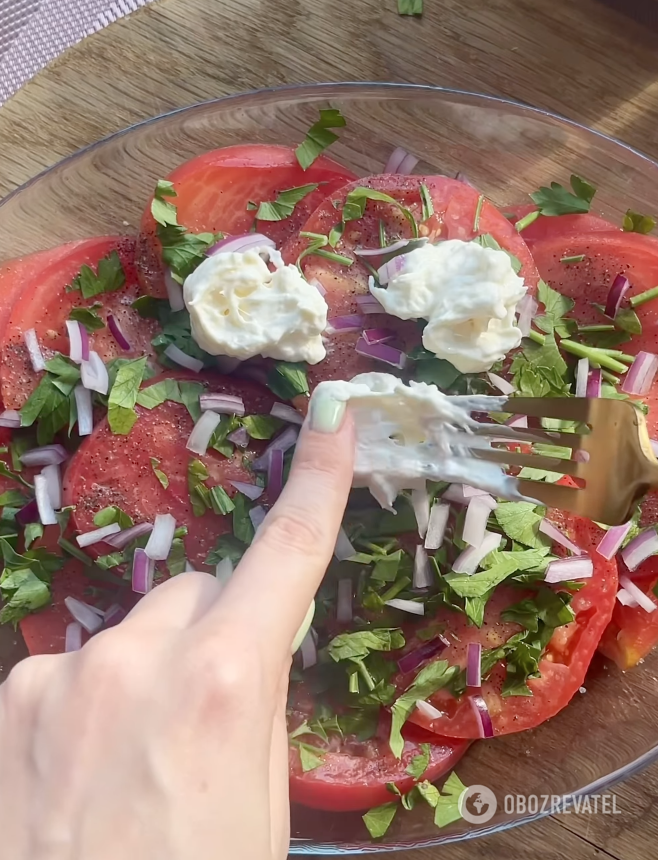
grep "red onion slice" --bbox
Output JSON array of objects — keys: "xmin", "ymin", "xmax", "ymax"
[
  {"xmin": 326, "ymin": 314, "xmax": 365, "ymax": 335},
  {"xmin": 455, "ymin": 171, "xmax": 476, "ymax": 188},
  {"xmin": 229, "ymin": 481, "xmax": 264, "ymax": 501},
  {"xmin": 207, "ymin": 233, "xmax": 276, "ymax": 256},
  {"xmin": 355, "ymin": 336, "xmax": 406, "ymax": 369},
  {"xmin": 355, "ymin": 294, "xmax": 385, "ymax": 315},
  {"xmin": 411, "ymin": 485, "xmax": 430, "ymax": 538},
  {"xmin": 20, "ymin": 444, "xmax": 68, "ymax": 467},
  {"xmin": 425, "ymin": 502, "xmax": 450, "ymax": 550},
  {"xmin": 355, "ymin": 238, "xmax": 411, "ymax": 257},
  {"xmin": 621, "ymin": 351, "xmax": 658, "ymax": 395},
  {"xmin": 251, "ymin": 426, "xmax": 299, "ymax": 471},
  {"xmin": 144, "ymin": 513, "xmax": 176, "ymax": 561},
  {"xmin": 604, "ymin": 273, "xmax": 631, "ymax": 319},
  {"xmin": 76, "ymin": 522, "xmax": 121, "ymax": 547},
  {"xmin": 74, "ymin": 385, "xmax": 93, "ymax": 436},
  {"xmin": 362, "ymin": 328, "xmax": 395, "ymax": 346},
  {"xmin": 249, "ymin": 505, "xmax": 267, "ymax": 531},
  {"xmin": 385, "ymin": 597, "xmax": 425, "ymax": 616},
  {"xmin": 516, "ymin": 295, "xmax": 537, "ymax": 338},
  {"xmin": 413, "ymin": 545, "xmax": 433, "ymax": 589},
  {"xmin": 575, "ymin": 357, "xmax": 589, "ymax": 397},
  {"xmin": 539, "ymin": 518, "xmax": 584, "ymax": 555},
  {"xmin": 23, "ymin": 328, "xmax": 46, "ymax": 371},
  {"xmin": 619, "ymin": 574, "xmax": 657, "ymax": 613},
  {"xmin": 334, "ymin": 526, "xmax": 356, "ymax": 561},
  {"xmin": 65, "ymin": 597, "xmax": 104, "ymax": 634},
  {"xmin": 505, "ymin": 414, "xmax": 528, "ymax": 429},
  {"xmin": 587, "ymin": 367, "xmax": 602, "ymax": 398},
  {"xmin": 103, "ymin": 604, "xmax": 126, "ymax": 628},
  {"xmin": 199, "ymin": 393, "xmax": 246, "ymax": 415},
  {"xmin": 384, "ymin": 146, "xmax": 418, "ymax": 174},
  {"xmin": 466, "ymin": 642, "xmax": 482, "ymax": 688},
  {"xmin": 132, "ymin": 548, "xmax": 155, "ymax": 595},
  {"xmin": 415, "ymin": 699, "xmax": 444, "ymax": 722},
  {"xmin": 164, "ymin": 343, "xmax": 204, "ymax": 373},
  {"xmin": 81, "ymin": 351, "xmax": 109, "ymax": 394},
  {"xmin": 487, "ymin": 372, "xmax": 516, "ymax": 395},
  {"xmin": 310, "ymin": 277, "xmax": 326, "ymax": 296},
  {"xmin": 616, "ymin": 588, "xmax": 638, "ymax": 607},
  {"xmin": 186, "ymin": 410, "xmax": 221, "ymax": 456},
  {"xmin": 377, "ymin": 254, "xmax": 408, "ymax": 286},
  {"xmin": 596, "ymin": 522, "xmax": 632, "ymax": 560},
  {"xmin": 397, "ymin": 636, "xmax": 449, "ymax": 675},
  {"xmin": 66, "ymin": 319, "xmax": 89, "ymax": 363},
  {"xmin": 463, "ymin": 496, "xmax": 496, "ymax": 548},
  {"xmin": 107, "ymin": 314, "xmax": 131, "ymax": 351},
  {"xmin": 452, "ymin": 531, "xmax": 502, "ymax": 575},
  {"xmin": 336, "ymin": 579, "xmax": 353, "ymax": 623},
  {"xmin": 34, "ymin": 473, "xmax": 57, "ymax": 525},
  {"xmin": 215, "ymin": 356, "xmax": 242, "ymax": 374},
  {"xmin": 270, "ymin": 402, "xmax": 304, "ymax": 425},
  {"xmin": 469, "ymin": 694, "xmax": 495, "ymax": 738},
  {"xmin": 651, "ymin": 439, "xmax": 658, "ymax": 458},
  {"xmin": 164, "ymin": 269, "xmax": 185, "ymax": 311},
  {"xmin": 16, "ymin": 499, "xmax": 39, "ymax": 526},
  {"xmin": 65, "ymin": 621, "xmax": 83, "ymax": 652},
  {"xmin": 300, "ymin": 629, "xmax": 318, "ymax": 669},
  {"xmin": 620, "ymin": 529, "xmax": 658, "ymax": 572},
  {"xmin": 267, "ymin": 448, "xmax": 284, "ymax": 502},
  {"xmin": 0, "ymin": 409, "xmax": 21, "ymax": 428},
  {"xmin": 544, "ymin": 556, "xmax": 593, "ymax": 583},
  {"xmin": 227, "ymin": 426, "xmax": 249, "ymax": 447},
  {"xmin": 41, "ymin": 463, "xmax": 62, "ymax": 509},
  {"xmin": 105, "ymin": 521, "xmax": 153, "ymax": 550}
]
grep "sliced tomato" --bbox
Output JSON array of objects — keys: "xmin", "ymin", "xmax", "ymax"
[
  {"xmin": 505, "ymin": 203, "xmax": 616, "ymax": 244},
  {"xmin": 282, "ymin": 174, "xmax": 540, "ymax": 387},
  {"xmin": 135, "ymin": 144, "xmax": 357, "ymax": 297},
  {"xmin": 598, "ymin": 572, "xmax": 658, "ymax": 669},
  {"xmin": 288, "ymin": 721, "xmax": 468, "ymax": 812},
  {"xmin": 403, "ymin": 515, "xmax": 617, "ymax": 738},
  {"xmin": 62, "ymin": 372, "xmax": 274, "ymax": 570},
  {"xmin": 0, "ymin": 237, "xmax": 158, "ymax": 411}
]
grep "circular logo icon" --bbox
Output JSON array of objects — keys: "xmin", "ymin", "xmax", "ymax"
[{"xmin": 459, "ymin": 785, "xmax": 498, "ymax": 824}]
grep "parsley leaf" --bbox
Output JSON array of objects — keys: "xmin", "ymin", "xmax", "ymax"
[
  {"xmin": 205, "ymin": 534, "xmax": 248, "ymax": 566},
  {"xmin": 151, "ymin": 179, "xmax": 178, "ymax": 226},
  {"xmin": 93, "ymin": 506, "xmax": 134, "ymax": 529},
  {"xmin": 150, "ymin": 181, "xmax": 216, "ymax": 282},
  {"xmin": 534, "ymin": 279, "xmax": 576, "ymax": 337},
  {"xmin": 68, "ymin": 304, "xmax": 105, "ymax": 332},
  {"xmin": 166, "ymin": 536, "xmax": 187, "ymax": 576},
  {"xmin": 328, "ymin": 628, "xmax": 405, "ymax": 662},
  {"xmin": 389, "ymin": 660, "xmax": 458, "ymax": 758},
  {"xmin": 444, "ymin": 558, "xmax": 519, "ymax": 598},
  {"xmin": 494, "ymin": 502, "xmax": 546, "ymax": 549},
  {"xmin": 362, "ymin": 803, "xmax": 398, "ymax": 839},
  {"xmin": 209, "ymin": 485, "xmax": 235, "ymax": 516},
  {"xmin": 409, "ymin": 349, "xmax": 462, "ymax": 390},
  {"xmin": 0, "ymin": 569, "xmax": 51, "ymax": 625},
  {"xmin": 510, "ymin": 333, "xmax": 569, "ymax": 398},
  {"xmin": 405, "ymin": 742, "xmax": 431, "ymax": 778},
  {"xmin": 266, "ymin": 361, "xmax": 309, "ymax": 400},
  {"xmin": 434, "ymin": 772, "xmax": 469, "ymax": 828},
  {"xmin": 67, "ymin": 250, "xmax": 125, "ymax": 299},
  {"xmin": 293, "ymin": 741, "xmax": 325, "ymax": 773},
  {"xmin": 241, "ymin": 414, "xmax": 283, "ymax": 440},
  {"xmin": 188, "ymin": 459, "xmax": 211, "ymax": 517},
  {"xmin": 23, "ymin": 522, "xmax": 44, "ymax": 550},
  {"xmin": 107, "ymin": 356, "xmax": 147, "ymax": 434},
  {"xmin": 255, "ymin": 184, "xmax": 319, "ymax": 221},
  {"xmin": 342, "ymin": 187, "xmax": 418, "ymax": 238},
  {"xmin": 232, "ymin": 492, "xmax": 255, "ymax": 544},
  {"xmin": 592, "ymin": 302, "xmax": 642, "ymax": 335},
  {"xmin": 623, "ymin": 209, "xmax": 656, "ymax": 234},
  {"xmin": 95, "ymin": 552, "xmax": 124, "ymax": 569},
  {"xmin": 529, "ymin": 175, "xmax": 596, "ymax": 216},
  {"xmin": 398, "ymin": 0, "xmax": 423, "ymax": 12},
  {"xmin": 150, "ymin": 457, "xmax": 169, "ymax": 489},
  {"xmin": 136, "ymin": 378, "xmax": 183, "ymax": 409},
  {"xmin": 295, "ymin": 108, "xmax": 346, "ymax": 170}
]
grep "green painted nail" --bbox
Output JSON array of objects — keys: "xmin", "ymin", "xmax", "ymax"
[{"xmin": 309, "ymin": 395, "xmax": 346, "ymax": 433}]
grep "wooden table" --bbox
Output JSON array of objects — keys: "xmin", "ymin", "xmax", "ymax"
[{"xmin": 2, "ymin": 0, "xmax": 658, "ymax": 857}]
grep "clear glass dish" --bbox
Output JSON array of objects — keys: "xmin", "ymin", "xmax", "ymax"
[{"xmin": 1, "ymin": 82, "xmax": 657, "ymax": 854}]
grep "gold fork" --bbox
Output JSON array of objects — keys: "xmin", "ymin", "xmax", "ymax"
[{"xmin": 470, "ymin": 398, "xmax": 658, "ymax": 526}]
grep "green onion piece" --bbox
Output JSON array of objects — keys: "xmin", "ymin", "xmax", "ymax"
[
  {"xmin": 515, "ymin": 210, "xmax": 541, "ymax": 232},
  {"xmin": 560, "ymin": 254, "xmax": 586, "ymax": 264},
  {"xmin": 560, "ymin": 340, "xmax": 628, "ymax": 373},
  {"xmin": 578, "ymin": 324, "xmax": 615, "ymax": 332},
  {"xmin": 526, "ymin": 329, "xmax": 546, "ymax": 346},
  {"xmin": 629, "ymin": 285, "xmax": 658, "ymax": 308},
  {"xmin": 473, "ymin": 195, "xmax": 485, "ymax": 233},
  {"xmin": 601, "ymin": 370, "xmax": 620, "ymax": 385}
]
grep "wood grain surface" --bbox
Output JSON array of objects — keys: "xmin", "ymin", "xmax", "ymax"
[{"xmin": 1, "ymin": 0, "xmax": 658, "ymax": 858}]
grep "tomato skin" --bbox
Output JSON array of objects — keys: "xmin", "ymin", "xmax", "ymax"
[
  {"xmin": 135, "ymin": 144, "xmax": 357, "ymax": 297},
  {"xmin": 505, "ymin": 203, "xmax": 616, "ymax": 243},
  {"xmin": 0, "ymin": 237, "xmax": 158, "ymax": 411},
  {"xmin": 288, "ymin": 727, "xmax": 468, "ymax": 812},
  {"xmin": 283, "ymin": 174, "xmax": 539, "ymax": 388},
  {"xmin": 62, "ymin": 372, "xmax": 274, "ymax": 570},
  {"xmin": 403, "ymin": 516, "xmax": 617, "ymax": 738}
]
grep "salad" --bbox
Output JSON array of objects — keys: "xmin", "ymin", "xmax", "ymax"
[{"xmin": 1, "ymin": 107, "xmax": 658, "ymax": 841}]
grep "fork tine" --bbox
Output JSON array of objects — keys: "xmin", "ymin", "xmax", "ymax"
[
  {"xmin": 516, "ymin": 479, "xmax": 583, "ymax": 513},
  {"xmin": 502, "ymin": 397, "xmax": 592, "ymax": 422},
  {"xmin": 473, "ymin": 424, "xmax": 587, "ymax": 448},
  {"xmin": 473, "ymin": 449, "xmax": 585, "ymax": 477}
]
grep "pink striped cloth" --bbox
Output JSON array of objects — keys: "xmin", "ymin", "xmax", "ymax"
[{"xmin": 0, "ymin": 0, "xmax": 154, "ymax": 105}]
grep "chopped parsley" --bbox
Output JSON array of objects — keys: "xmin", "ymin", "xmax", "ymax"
[
  {"xmin": 363, "ymin": 803, "xmax": 398, "ymax": 839},
  {"xmin": 187, "ymin": 459, "xmax": 234, "ymax": 518},
  {"xmin": 529, "ymin": 174, "xmax": 596, "ymax": 216},
  {"xmin": 494, "ymin": 502, "xmax": 547, "ymax": 549},
  {"xmin": 93, "ymin": 505, "xmax": 134, "ymax": 529},
  {"xmin": 296, "ymin": 231, "xmax": 354, "ymax": 269},
  {"xmin": 150, "ymin": 179, "xmax": 216, "ymax": 282},
  {"xmin": 0, "ymin": 538, "xmax": 63, "ymax": 625},
  {"xmin": 254, "ymin": 184, "xmax": 319, "ymax": 221},
  {"xmin": 150, "ymin": 457, "xmax": 169, "ymax": 489},
  {"xmin": 405, "ymin": 742, "xmax": 431, "ymax": 778},
  {"xmin": 20, "ymin": 354, "xmax": 81, "ymax": 445},
  {"xmin": 266, "ymin": 361, "xmax": 309, "ymax": 400},
  {"xmin": 295, "ymin": 108, "xmax": 346, "ymax": 170},
  {"xmin": 107, "ymin": 356, "xmax": 147, "ymax": 434},
  {"xmin": 534, "ymin": 279, "xmax": 576, "ymax": 337},
  {"xmin": 241, "ymin": 414, "xmax": 283, "ymax": 440},
  {"xmin": 419, "ymin": 183, "xmax": 433, "ymax": 220},
  {"xmin": 232, "ymin": 492, "xmax": 255, "ymax": 544},
  {"xmin": 623, "ymin": 209, "xmax": 656, "ymax": 234},
  {"xmin": 66, "ymin": 250, "xmax": 125, "ymax": 299},
  {"xmin": 560, "ymin": 254, "xmax": 586, "ymax": 265},
  {"xmin": 342, "ymin": 187, "xmax": 419, "ymax": 238},
  {"xmin": 205, "ymin": 534, "xmax": 248, "ymax": 566},
  {"xmin": 68, "ymin": 304, "xmax": 105, "ymax": 332}
]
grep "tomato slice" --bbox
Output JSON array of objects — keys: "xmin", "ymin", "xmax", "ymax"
[
  {"xmin": 505, "ymin": 203, "xmax": 616, "ymax": 244},
  {"xmin": 135, "ymin": 144, "xmax": 357, "ymax": 297},
  {"xmin": 598, "ymin": 571, "xmax": 658, "ymax": 669},
  {"xmin": 0, "ymin": 237, "xmax": 158, "ymax": 411},
  {"xmin": 288, "ymin": 721, "xmax": 468, "ymax": 812},
  {"xmin": 282, "ymin": 174, "xmax": 540, "ymax": 387},
  {"xmin": 62, "ymin": 372, "xmax": 274, "ymax": 570},
  {"xmin": 402, "ymin": 516, "xmax": 617, "ymax": 738}
]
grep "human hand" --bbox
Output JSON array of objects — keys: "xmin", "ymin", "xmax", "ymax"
[{"xmin": 0, "ymin": 396, "xmax": 354, "ymax": 860}]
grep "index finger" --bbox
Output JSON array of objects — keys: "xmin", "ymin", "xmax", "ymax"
[{"xmin": 200, "ymin": 396, "xmax": 355, "ymax": 654}]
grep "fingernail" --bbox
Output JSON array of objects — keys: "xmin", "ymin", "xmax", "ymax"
[{"xmin": 309, "ymin": 395, "xmax": 346, "ymax": 434}]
